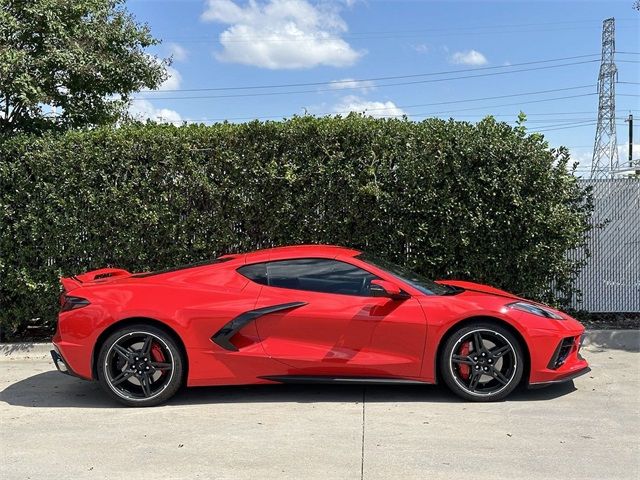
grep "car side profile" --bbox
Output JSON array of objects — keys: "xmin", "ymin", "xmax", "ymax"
[{"xmin": 51, "ymin": 245, "xmax": 590, "ymax": 406}]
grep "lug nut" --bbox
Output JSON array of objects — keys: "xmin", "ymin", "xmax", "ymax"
[
  {"xmin": 488, "ymin": 359, "xmax": 493, "ymax": 363},
  {"xmin": 481, "ymin": 352, "xmax": 486, "ymax": 357},
  {"xmin": 146, "ymin": 366, "xmax": 150, "ymax": 370},
  {"xmin": 473, "ymin": 356, "xmax": 478, "ymax": 361},
  {"xmin": 483, "ymin": 367, "xmax": 489, "ymax": 371}
]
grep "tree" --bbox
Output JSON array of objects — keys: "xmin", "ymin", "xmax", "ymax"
[{"xmin": 0, "ymin": 0, "xmax": 167, "ymax": 134}]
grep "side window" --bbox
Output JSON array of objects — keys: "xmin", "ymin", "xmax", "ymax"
[
  {"xmin": 266, "ymin": 258, "xmax": 378, "ymax": 296},
  {"xmin": 237, "ymin": 262, "xmax": 268, "ymax": 285}
]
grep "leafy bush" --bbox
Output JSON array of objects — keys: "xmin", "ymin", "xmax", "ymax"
[{"xmin": 0, "ymin": 116, "xmax": 593, "ymax": 340}]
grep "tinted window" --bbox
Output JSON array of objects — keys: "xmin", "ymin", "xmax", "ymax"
[
  {"xmin": 266, "ymin": 258, "xmax": 378, "ymax": 296},
  {"xmin": 356, "ymin": 253, "xmax": 451, "ymax": 296},
  {"xmin": 237, "ymin": 263, "xmax": 268, "ymax": 285}
]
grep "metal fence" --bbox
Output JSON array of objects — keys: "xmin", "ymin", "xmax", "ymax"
[{"xmin": 569, "ymin": 178, "xmax": 640, "ymax": 312}]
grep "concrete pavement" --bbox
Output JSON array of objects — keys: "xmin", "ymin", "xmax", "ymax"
[{"xmin": 0, "ymin": 340, "xmax": 638, "ymax": 479}]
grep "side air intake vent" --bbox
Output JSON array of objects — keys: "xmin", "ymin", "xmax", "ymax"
[{"xmin": 548, "ymin": 337, "xmax": 576, "ymax": 369}]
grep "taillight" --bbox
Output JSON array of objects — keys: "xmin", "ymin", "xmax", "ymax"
[{"xmin": 60, "ymin": 296, "xmax": 90, "ymax": 312}]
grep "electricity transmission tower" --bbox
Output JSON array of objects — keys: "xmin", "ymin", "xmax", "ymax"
[{"xmin": 590, "ymin": 18, "xmax": 619, "ymax": 179}]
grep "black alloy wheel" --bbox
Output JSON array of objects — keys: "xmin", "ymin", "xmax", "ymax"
[
  {"xmin": 97, "ymin": 324, "xmax": 184, "ymax": 407},
  {"xmin": 440, "ymin": 323, "xmax": 524, "ymax": 401}
]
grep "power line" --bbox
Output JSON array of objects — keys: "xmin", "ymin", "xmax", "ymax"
[
  {"xmin": 532, "ymin": 120, "xmax": 596, "ymax": 130},
  {"xmin": 327, "ymin": 85, "xmax": 595, "ymax": 111},
  {"xmin": 174, "ymin": 93, "xmax": 599, "ymax": 124},
  {"xmin": 536, "ymin": 122, "xmax": 597, "ymax": 132},
  {"xmin": 163, "ymin": 19, "xmax": 622, "ymax": 40},
  {"xmin": 535, "ymin": 121, "xmax": 629, "ymax": 134},
  {"xmin": 160, "ymin": 22, "xmax": 640, "ymax": 43},
  {"xmin": 141, "ymin": 54, "xmax": 600, "ymax": 94},
  {"xmin": 135, "ymin": 61, "xmax": 600, "ymax": 100}
]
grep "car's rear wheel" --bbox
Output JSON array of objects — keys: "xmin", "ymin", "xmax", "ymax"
[
  {"xmin": 96, "ymin": 324, "xmax": 184, "ymax": 407},
  {"xmin": 440, "ymin": 322, "xmax": 524, "ymax": 401}
]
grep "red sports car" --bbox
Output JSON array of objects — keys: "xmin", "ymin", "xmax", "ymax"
[{"xmin": 52, "ymin": 245, "xmax": 590, "ymax": 406}]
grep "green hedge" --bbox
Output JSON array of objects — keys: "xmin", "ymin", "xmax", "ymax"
[{"xmin": 0, "ymin": 116, "xmax": 593, "ymax": 340}]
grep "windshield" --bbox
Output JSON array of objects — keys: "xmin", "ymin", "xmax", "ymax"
[{"xmin": 356, "ymin": 253, "xmax": 452, "ymax": 296}]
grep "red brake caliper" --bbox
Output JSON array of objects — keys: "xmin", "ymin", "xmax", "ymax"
[
  {"xmin": 459, "ymin": 341, "xmax": 471, "ymax": 380},
  {"xmin": 151, "ymin": 343, "xmax": 165, "ymax": 363}
]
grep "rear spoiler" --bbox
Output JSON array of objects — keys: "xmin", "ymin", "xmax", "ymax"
[{"xmin": 60, "ymin": 268, "xmax": 131, "ymax": 292}]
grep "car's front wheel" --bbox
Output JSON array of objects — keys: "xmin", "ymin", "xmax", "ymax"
[
  {"xmin": 440, "ymin": 322, "xmax": 524, "ymax": 401},
  {"xmin": 96, "ymin": 324, "xmax": 184, "ymax": 407}
]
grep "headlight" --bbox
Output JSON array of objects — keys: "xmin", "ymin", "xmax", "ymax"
[{"xmin": 507, "ymin": 301, "xmax": 564, "ymax": 320}]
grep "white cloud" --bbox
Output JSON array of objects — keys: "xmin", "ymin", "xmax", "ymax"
[
  {"xmin": 146, "ymin": 55, "xmax": 183, "ymax": 91},
  {"xmin": 332, "ymin": 95, "xmax": 406, "ymax": 118},
  {"xmin": 329, "ymin": 78, "xmax": 375, "ymax": 93},
  {"xmin": 129, "ymin": 100, "xmax": 183, "ymax": 124},
  {"xmin": 412, "ymin": 43, "xmax": 429, "ymax": 54},
  {"xmin": 158, "ymin": 65, "xmax": 182, "ymax": 91},
  {"xmin": 619, "ymin": 142, "xmax": 639, "ymax": 162},
  {"xmin": 567, "ymin": 143, "xmax": 640, "ymax": 176},
  {"xmin": 568, "ymin": 147, "xmax": 594, "ymax": 170},
  {"xmin": 450, "ymin": 49, "xmax": 488, "ymax": 66},
  {"xmin": 201, "ymin": 0, "xmax": 362, "ymax": 69},
  {"xmin": 167, "ymin": 43, "xmax": 189, "ymax": 62}
]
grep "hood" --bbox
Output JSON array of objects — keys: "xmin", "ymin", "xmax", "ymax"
[{"xmin": 437, "ymin": 280, "xmax": 524, "ymax": 301}]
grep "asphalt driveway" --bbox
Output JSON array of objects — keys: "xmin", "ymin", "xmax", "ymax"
[{"xmin": 1, "ymin": 339, "xmax": 638, "ymax": 480}]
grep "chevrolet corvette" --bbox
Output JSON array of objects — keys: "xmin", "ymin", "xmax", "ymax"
[{"xmin": 51, "ymin": 245, "xmax": 590, "ymax": 406}]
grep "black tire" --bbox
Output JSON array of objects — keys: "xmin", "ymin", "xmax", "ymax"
[
  {"xmin": 440, "ymin": 322, "xmax": 524, "ymax": 402},
  {"xmin": 96, "ymin": 324, "xmax": 184, "ymax": 407}
]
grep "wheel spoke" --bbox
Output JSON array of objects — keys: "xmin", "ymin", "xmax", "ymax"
[
  {"xmin": 468, "ymin": 371, "xmax": 482, "ymax": 391},
  {"xmin": 473, "ymin": 332, "xmax": 484, "ymax": 352},
  {"xmin": 111, "ymin": 370, "xmax": 135, "ymax": 386},
  {"xmin": 140, "ymin": 335, "xmax": 152, "ymax": 357},
  {"xmin": 490, "ymin": 369, "xmax": 510, "ymax": 385},
  {"xmin": 113, "ymin": 344, "xmax": 131, "ymax": 362},
  {"xmin": 452, "ymin": 354, "xmax": 474, "ymax": 365},
  {"xmin": 490, "ymin": 345, "xmax": 511, "ymax": 357},
  {"xmin": 140, "ymin": 374, "xmax": 152, "ymax": 397},
  {"xmin": 150, "ymin": 362, "xmax": 172, "ymax": 371}
]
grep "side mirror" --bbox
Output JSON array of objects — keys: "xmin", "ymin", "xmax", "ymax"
[{"xmin": 370, "ymin": 279, "xmax": 410, "ymax": 300}]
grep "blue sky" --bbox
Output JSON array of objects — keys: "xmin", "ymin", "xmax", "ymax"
[{"xmin": 128, "ymin": 0, "xmax": 640, "ymax": 173}]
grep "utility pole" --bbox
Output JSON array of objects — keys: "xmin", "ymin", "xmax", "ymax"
[
  {"xmin": 625, "ymin": 114, "xmax": 633, "ymax": 168},
  {"xmin": 590, "ymin": 18, "xmax": 619, "ymax": 179}
]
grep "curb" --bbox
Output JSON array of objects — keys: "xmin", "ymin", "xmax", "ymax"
[
  {"xmin": 582, "ymin": 329, "xmax": 640, "ymax": 352},
  {"xmin": 0, "ymin": 343, "xmax": 52, "ymax": 359},
  {"xmin": 1, "ymin": 329, "xmax": 638, "ymax": 359}
]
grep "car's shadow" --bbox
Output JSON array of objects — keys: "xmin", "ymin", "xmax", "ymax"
[{"xmin": 0, "ymin": 371, "xmax": 577, "ymax": 409}]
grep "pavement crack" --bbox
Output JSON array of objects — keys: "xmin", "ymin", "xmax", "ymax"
[{"xmin": 360, "ymin": 387, "xmax": 366, "ymax": 480}]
